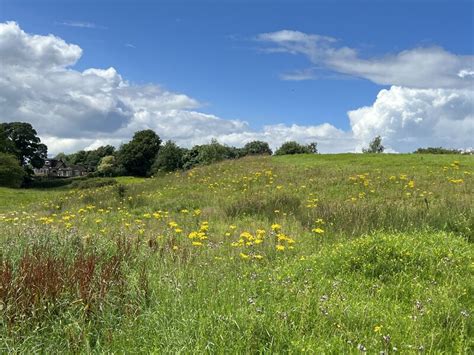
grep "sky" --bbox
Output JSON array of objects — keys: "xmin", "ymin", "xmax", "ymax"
[{"xmin": 0, "ymin": 0, "xmax": 473, "ymax": 155}]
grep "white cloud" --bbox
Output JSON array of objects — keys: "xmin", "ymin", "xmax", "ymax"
[
  {"xmin": 280, "ymin": 68, "xmax": 318, "ymax": 81},
  {"xmin": 59, "ymin": 21, "xmax": 105, "ymax": 29},
  {"xmin": 258, "ymin": 30, "xmax": 474, "ymax": 89},
  {"xmin": 349, "ymin": 86, "xmax": 474, "ymax": 152},
  {"xmin": 0, "ymin": 21, "xmax": 82, "ymax": 69},
  {"xmin": 258, "ymin": 29, "xmax": 474, "ymax": 151}
]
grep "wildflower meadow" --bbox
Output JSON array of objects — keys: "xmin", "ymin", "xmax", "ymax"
[{"xmin": 0, "ymin": 153, "xmax": 472, "ymax": 353}]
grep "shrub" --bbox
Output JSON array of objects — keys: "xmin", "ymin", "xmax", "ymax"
[
  {"xmin": 182, "ymin": 139, "xmax": 241, "ymax": 169},
  {"xmin": 414, "ymin": 147, "xmax": 462, "ymax": 154},
  {"xmin": 26, "ymin": 176, "xmax": 87, "ymax": 189},
  {"xmin": 0, "ymin": 153, "xmax": 25, "ymax": 188},
  {"xmin": 275, "ymin": 141, "xmax": 317, "ymax": 155},
  {"xmin": 242, "ymin": 141, "xmax": 272, "ymax": 156}
]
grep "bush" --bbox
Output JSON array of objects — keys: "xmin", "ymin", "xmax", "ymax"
[
  {"xmin": 26, "ymin": 176, "xmax": 87, "ymax": 189},
  {"xmin": 274, "ymin": 141, "xmax": 317, "ymax": 155},
  {"xmin": 414, "ymin": 147, "xmax": 462, "ymax": 154},
  {"xmin": 242, "ymin": 141, "xmax": 272, "ymax": 156},
  {"xmin": 0, "ymin": 153, "xmax": 25, "ymax": 188},
  {"xmin": 182, "ymin": 139, "xmax": 241, "ymax": 169}
]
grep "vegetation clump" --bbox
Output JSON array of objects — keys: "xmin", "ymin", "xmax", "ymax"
[{"xmin": 274, "ymin": 141, "xmax": 317, "ymax": 155}]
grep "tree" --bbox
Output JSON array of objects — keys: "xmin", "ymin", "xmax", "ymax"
[
  {"xmin": 196, "ymin": 139, "xmax": 239, "ymax": 165},
  {"xmin": 0, "ymin": 153, "xmax": 25, "ymax": 188},
  {"xmin": 97, "ymin": 155, "xmax": 116, "ymax": 176},
  {"xmin": 363, "ymin": 136, "xmax": 385, "ymax": 153},
  {"xmin": 242, "ymin": 141, "xmax": 272, "ymax": 156},
  {"xmin": 152, "ymin": 140, "xmax": 185, "ymax": 173},
  {"xmin": 274, "ymin": 141, "xmax": 315, "ymax": 155},
  {"xmin": 117, "ymin": 130, "xmax": 161, "ymax": 176},
  {"xmin": 0, "ymin": 122, "xmax": 47, "ymax": 168},
  {"xmin": 54, "ymin": 152, "xmax": 71, "ymax": 164},
  {"xmin": 84, "ymin": 145, "xmax": 116, "ymax": 171},
  {"xmin": 0, "ymin": 125, "xmax": 15, "ymax": 154},
  {"xmin": 307, "ymin": 142, "xmax": 318, "ymax": 154}
]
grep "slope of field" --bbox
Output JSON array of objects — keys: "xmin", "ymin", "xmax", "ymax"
[{"xmin": 0, "ymin": 154, "xmax": 473, "ymax": 352}]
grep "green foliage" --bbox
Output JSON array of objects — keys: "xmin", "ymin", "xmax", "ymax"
[
  {"xmin": 274, "ymin": 141, "xmax": 317, "ymax": 155},
  {"xmin": 242, "ymin": 140, "xmax": 272, "ymax": 155},
  {"xmin": 0, "ymin": 125, "xmax": 15, "ymax": 153},
  {"xmin": 0, "ymin": 153, "xmax": 25, "ymax": 188},
  {"xmin": 53, "ymin": 152, "xmax": 71, "ymax": 164},
  {"xmin": 195, "ymin": 139, "xmax": 239, "ymax": 165},
  {"xmin": 152, "ymin": 140, "xmax": 184, "ymax": 173},
  {"xmin": 117, "ymin": 130, "xmax": 161, "ymax": 176},
  {"xmin": 182, "ymin": 139, "xmax": 241, "ymax": 169},
  {"xmin": 0, "ymin": 122, "xmax": 47, "ymax": 169},
  {"xmin": 58, "ymin": 145, "xmax": 116, "ymax": 171},
  {"xmin": 363, "ymin": 135, "xmax": 385, "ymax": 153},
  {"xmin": 414, "ymin": 147, "xmax": 462, "ymax": 154},
  {"xmin": 97, "ymin": 155, "xmax": 117, "ymax": 176}
]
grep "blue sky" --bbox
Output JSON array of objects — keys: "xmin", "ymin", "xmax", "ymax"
[{"xmin": 0, "ymin": 0, "xmax": 473, "ymax": 153}]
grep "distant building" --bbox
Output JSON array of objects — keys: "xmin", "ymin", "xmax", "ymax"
[{"xmin": 34, "ymin": 159, "xmax": 88, "ymax": 178}]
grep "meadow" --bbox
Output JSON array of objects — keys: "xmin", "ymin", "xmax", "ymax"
[{"xmin": 0, "ymin": 154, "xmax": 472, "ymax": 353}]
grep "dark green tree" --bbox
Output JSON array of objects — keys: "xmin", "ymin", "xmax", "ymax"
[
  {"xmin": 0, "ymin": 125, "xmax": 15, "ymax": 154},
  {"xmin": 196, "ymin": 139, "xmax": 239, "ymax": 165},
  {"xmin": 275, "ymin": 141, "xmax": 315, "ymax": 155},
  {"xmin": 0, "ymin": 153, "xmax": 25, "ymax": 188},
  {"xmin": 152, "ymin": 140, "xmax": 185, "ymax": 173},
  {"xmin": 0, "ymin": 122, "xmax": 47, "ymax": 168},
  {"xmin": 117, "ymin": 130, "xmax": 161, "ymax": 176},
  {"xmin": 363, "ymin": 136, "xmax": 385, "ymax": 153},
  {"xmin": 242, "ymin": 141, "xmax": 272, "ymax": 156}
]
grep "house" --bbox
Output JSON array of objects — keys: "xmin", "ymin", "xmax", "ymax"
[{"xmin": 34, "ymin": 159, "xmax": 88, "ymax": 178}]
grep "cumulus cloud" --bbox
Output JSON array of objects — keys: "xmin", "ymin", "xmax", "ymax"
[
  {"xmin": 258, "ymin": 29, "xmax": 474, "ymax": 89},
  {"xmin": 258, "ymin": 29, "xmax": 474, "ymax": 151},
  {"xmin": 0, "ymin": 21, "xmax": 352, "ymax": 155},
  {"xmin": 349, "ymin": 86, "xmax": 474, "ymax": 152}
]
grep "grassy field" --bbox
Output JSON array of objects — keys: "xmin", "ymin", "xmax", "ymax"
[{"xmin": 0, "ymin": 154, "xmax": 472, "ymax": 353}]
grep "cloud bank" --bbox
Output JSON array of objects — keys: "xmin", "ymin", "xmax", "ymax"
[
  {"xmin": 259, "ymin": 30, "xmax": 474, "ymax": 151},
  {"xmin": 0, "ymin": 22, "xmax": 472, "ymax": 155}
]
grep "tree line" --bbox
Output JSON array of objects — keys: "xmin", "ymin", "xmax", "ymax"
[
  {"xmin": 0, "ymin": 122, "xmax": 469, "ymax": 188},
  {"xmin": 93, "ymin": 131, "xmax": 318, "ymax": 177}
]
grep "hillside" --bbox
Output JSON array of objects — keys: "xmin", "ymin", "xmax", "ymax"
[{"xmin": 0, "ymin": 154, "xmax": 473, "ymax": 352}]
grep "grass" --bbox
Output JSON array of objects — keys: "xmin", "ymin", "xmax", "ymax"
[{"xmin": 0, "ymin": 154, "xmax": 473, "ymax": 353}]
